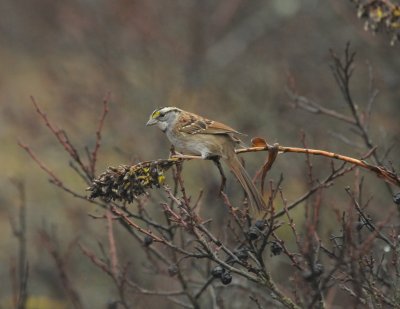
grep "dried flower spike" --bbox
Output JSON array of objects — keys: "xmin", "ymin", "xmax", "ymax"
[
  {"xmin": 87, "ymin": 159, "xmax": 178, "ymax": 203},
  {"xmin": 353, "ymin": 0, "xmax": 400, "ymax": 45}
]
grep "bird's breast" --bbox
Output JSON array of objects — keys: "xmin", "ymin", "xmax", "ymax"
[{"xmin": 165, "ymin": 130, "xmax": 229, "ymax": 158}]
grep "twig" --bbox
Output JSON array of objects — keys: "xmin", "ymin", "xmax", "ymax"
[
  {"xmin": 9, "ymin": 180, "xmax": 29, "ymax": 309},
  {"xmin": 90, "ymin": 93, "xmax": 110, "ymax": 176},
  {"xmin": 287, "ymin": 91, "xmax": 356, "ymax": 125},
  {"xmin": 345, "ymin": 188, "xmax": 395, "ymax": 250},
  {"xmin": 30, "ymin": 96, "xmax": 91, "ymax": 180},
  {"xmin": 106, "ymin": 209, "xmax": 119, "ymax": 276},
  {"xmin": 177, "ymin": 143, "xmax": 399, "ymax": 187},
  {"xmin": 38, "ymin": 228, "xmax": 83, "ymax": 309}
]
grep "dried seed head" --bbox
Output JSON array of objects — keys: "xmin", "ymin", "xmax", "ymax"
[
  {"xmin": 354, "ymin": 1, "xmax": 400, "ymax": 45},
  {"xmin": 87, "ymin": 160, "xmax": 177, "ymax": 203}
]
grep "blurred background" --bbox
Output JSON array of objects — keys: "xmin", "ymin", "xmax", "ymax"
[{"xmin": 1, "ymin": 0, "xmax": 399, "ymax": 308}]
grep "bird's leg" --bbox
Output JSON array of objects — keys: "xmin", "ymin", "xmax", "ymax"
[
  {"xmin": 208, "ymin": 155, "xmax": 226, "ymax": 194},
  {"xmin": 169, "ymin": 146, "xmax": 202, "ymax": 160},
  {"xmin": 170, "ymin": 151, "xmax": 226, "ymax": 193},
  {"xmin": 169, "ymin": 145, "xmax": 177, "ymax": 157}
]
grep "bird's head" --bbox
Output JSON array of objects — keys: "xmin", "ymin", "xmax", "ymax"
[{"xmin": 146, "ymin": 107, "xmax": 182, "ymax": 132}]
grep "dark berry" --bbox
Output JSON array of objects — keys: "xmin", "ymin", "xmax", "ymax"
[
  {"xmin": 168, "ymin": 264, "xmax": 178, "ymax": 277},
  {"xmin": 302, "ymin": 270, "xmax": 313, "ymax": 281},
  {"xmin": 393, "ymin": 193, "xmax": 400, "ymax": 205},
  {"xmin": 270, "ymin": 241, "xmax": 283, "ymax": 256},
  {"xmin": 234, "ymin": 249, "xmax": 249, "ymax": 261},
  {"xmin": 143, "ymin": 235, "xmax": 153, "ymax": 247},
  {"xmin": 211, "ymin": 265, "xmax": 225, "ymax": 278},
  {"xmin": 303, "ymin": 263, "xmax": 324, "ymax": 281},
  {"xmin": 248, "ymin": 226, "xmax": 261, "ymax": 240},
  {"xmin": 313, "ymin": 263, "xmax": 324, "ymax": 276},
  {"xmin": 254, "ymin": 219, "xmax": 267, "ymax": 230},
  {"xmin": 220, "ymin": 272, "xmax": 232, "ymax": 285}
]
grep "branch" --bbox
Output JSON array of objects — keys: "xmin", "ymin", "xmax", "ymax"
[
  {"xmin": 240, "ymin": 144, "xmax": 399, "ymax": 186},
  {"xmin": 9, "ymin": 180, "xmax": 29, "ymax": 309},
  {"xmin": 87, "ymin": 141, "xmax": 399, "ymax": 209},
  {"xmin": 89, "ymin": 93, "xmax": 110, "ymax": 176},
  {"xmin": 30, "ymin": 96, "xmax": 91, "ymax": 180}
]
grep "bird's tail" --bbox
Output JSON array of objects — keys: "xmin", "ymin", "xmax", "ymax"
[{"xmin": 225, "ymin": 154, "xmax": 266, "ymax": 212}]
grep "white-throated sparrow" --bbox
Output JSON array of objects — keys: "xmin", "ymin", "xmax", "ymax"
[{"xmin": 146, "ymin": 107, "xmax": 266, "ymax": 211}]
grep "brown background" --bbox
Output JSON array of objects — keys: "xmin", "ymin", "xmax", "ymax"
[{"xmin": 1, "ymin": 1, "xmax": 399, "ymax": 308}]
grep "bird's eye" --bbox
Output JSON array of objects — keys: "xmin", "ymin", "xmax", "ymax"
[{"xmin": 158, "ymin": 113, "xmax": 166, "ymax": 120}]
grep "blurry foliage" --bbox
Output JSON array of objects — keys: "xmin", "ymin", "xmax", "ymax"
[
  {"xmin": 26, "ymin": 297, "xmax": 68, "ymax": 309},
  {"xmin": 3, "ymin": 296, "xmax": 68, "ymax": 309}
]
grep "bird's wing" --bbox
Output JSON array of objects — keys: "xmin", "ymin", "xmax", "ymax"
[{"xmin": 179, "ymin": 112, "xmax": 243, "ymax": 136}]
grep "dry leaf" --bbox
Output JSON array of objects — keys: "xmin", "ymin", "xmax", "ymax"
[
  {"xmin": 251, "ymin": 137, "xmax": 267, "ymax": 147},
  {"xmin": 261, "ymin": 144, "xmax": 279, "ymax": 195}
]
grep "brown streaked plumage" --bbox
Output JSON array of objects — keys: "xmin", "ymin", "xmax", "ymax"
[{"xmin": 146, "ymin": 107, "xmax": 266, "ymax": 212}]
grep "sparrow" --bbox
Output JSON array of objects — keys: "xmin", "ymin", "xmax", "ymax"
[{"xmin": 146, "ymin": 107, "xmax": 266, "ymax": 211}]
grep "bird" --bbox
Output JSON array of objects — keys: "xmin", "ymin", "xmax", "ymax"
[{"xmin": 146, "ymin": 107, "xmax": 266, "ymax": 212}]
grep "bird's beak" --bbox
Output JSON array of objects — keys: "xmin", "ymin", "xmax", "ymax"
[{"xmin": 146, "ymin": 118, "xmax": 157, "ymax": 126}]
